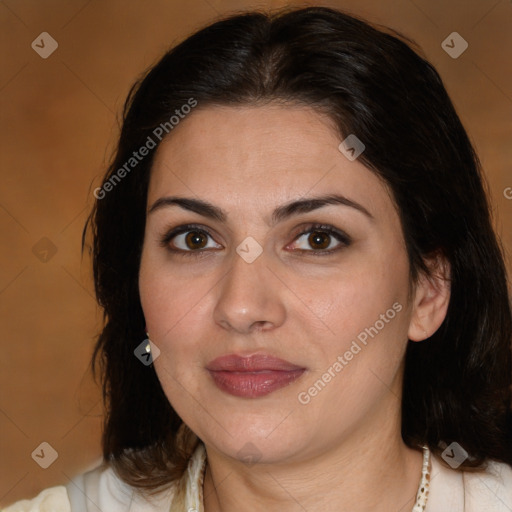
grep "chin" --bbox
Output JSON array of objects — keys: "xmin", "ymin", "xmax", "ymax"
[{"xmin": 198, "ymin": 417, "xmax": 312, "ymax": 465}]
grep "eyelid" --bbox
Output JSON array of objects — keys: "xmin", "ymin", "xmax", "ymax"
[
  {"xmin": 288, "ymin": 223, "xmax": 352, "ymax": 253},
  {"xmin": 159, "ymin": 222, "xmax": 352, "ymax": 255},
  {"xmin": 159, "ymin": 223, "xmax": 220, "ymax": 248}
]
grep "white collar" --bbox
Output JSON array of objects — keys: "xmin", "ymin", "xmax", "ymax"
[
  {"xmin": 169, "ymin": 442, "xmax": 512, "ymax": 512},
  {"xmin": 169, "ymin": 442, "xmax": 207, "ymax": 511}
]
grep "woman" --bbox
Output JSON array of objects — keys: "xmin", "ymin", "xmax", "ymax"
[{"xmin": 4, "ymin": 6, "xmax": 511, "ymax": 512}]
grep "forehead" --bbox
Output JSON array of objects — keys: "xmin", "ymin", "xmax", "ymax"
[{"xmin": 148, "ymin": 104, "xmax": 396, "ymax": 222}]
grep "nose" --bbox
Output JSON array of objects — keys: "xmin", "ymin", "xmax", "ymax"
[{"xmin": 213, "ymin": 247, "xmax": 286, "ymax": 334}]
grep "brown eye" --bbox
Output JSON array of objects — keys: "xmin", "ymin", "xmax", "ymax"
[
  {"xmin": 185, "ymin": 231, "xmax": 208, "ymax": 249},
  {"xmin": 161, "ymin": 225, "xmax": 223, "ymax": 254},
  {"xmin": 291, "ymin": 224, "xmax": 351, "ymax": 254},
  {"xmin": 308, "ymin": 231, "xmax": 331, "ymax": 250}
]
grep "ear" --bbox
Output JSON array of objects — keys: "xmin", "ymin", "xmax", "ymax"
[{"xmin": 408, "ymin": 251, "xmax": 451, "ymax": 342}]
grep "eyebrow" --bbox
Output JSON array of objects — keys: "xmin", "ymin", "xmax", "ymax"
[{"xmin": 148, "ymin": 194, "xmax": 374, "ymax": 225}]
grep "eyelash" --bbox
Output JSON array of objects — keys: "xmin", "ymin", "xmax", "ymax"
[{"xmin": 159, "ymin": 223, "xmax": 352, "ymax": 258}]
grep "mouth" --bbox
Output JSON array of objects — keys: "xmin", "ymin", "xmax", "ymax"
[{"xmin": 206, "ymin": 353, "xmax": 306, "ymax": 398}]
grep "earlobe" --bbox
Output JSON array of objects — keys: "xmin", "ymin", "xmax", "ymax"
[{"xmin": 408, "ymin": 252, "xmax": 451, "ymax": 342}]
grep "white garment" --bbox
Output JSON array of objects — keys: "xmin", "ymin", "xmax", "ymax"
[{"xmin": 2, "ymin": 443, "xmax": 512, "ymax": 511}]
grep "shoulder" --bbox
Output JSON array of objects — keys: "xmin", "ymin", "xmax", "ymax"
[
  {"xmin": 1, "ymin": 443, "xmax": 206, "ymax": 512},
  {"xmin": 1, "ymin": 464, "xmax": 177, "ymax": 512},
  {"xmin": 428, "ymin": 454, "xmax": 512, "ymax": 511},
  {"xmin": 1, "ymin": 486, "xmax": 70, "ymax": 512},
  {"xmin": 68, "ymin": 462, "xmax": 178, "ymax": 511}
]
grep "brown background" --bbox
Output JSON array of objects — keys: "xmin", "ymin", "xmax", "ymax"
[{"xmin": 1, "ymin": 0, "xmax": 511, "ymax": 505}]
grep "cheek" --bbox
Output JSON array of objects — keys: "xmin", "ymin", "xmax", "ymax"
[
  {"xmin": 321, "ymin": 263, "xmax": 406, "ymax": 336},
  {"xmin": 139, "ymin": 266, "xmax": 209, "ymax": 407},
  {"xmin": 310, "ymin": 244, "xmax": 411, "ymax": 377},
  {"xmin": 139, "ymin": 256, "xmax": 209, "ymax": 341}
]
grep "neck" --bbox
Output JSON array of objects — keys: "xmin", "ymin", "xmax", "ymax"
[{"xmin": 202, "ymin": 395, "xmax": 423, "ymax": 512}]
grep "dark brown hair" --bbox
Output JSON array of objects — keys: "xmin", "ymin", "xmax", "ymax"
[{"xmin": 84, "ymin": 5, "xmax": 512, "ymax": 495}]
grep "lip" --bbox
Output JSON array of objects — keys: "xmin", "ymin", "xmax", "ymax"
[
  {"xmin": 206, "ymin": 354, "xmax": 306, "ymax": 398},
  {"xmin": 207, "ymin": 353, "xmax": 304, "ymax": 372}
]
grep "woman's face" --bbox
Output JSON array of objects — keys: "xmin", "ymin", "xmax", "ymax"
[{"xmin": 139, "ymin": 104, "xmax": 419, "ymax": 464}]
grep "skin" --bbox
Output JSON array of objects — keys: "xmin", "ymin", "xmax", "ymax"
[{"xmin": 138, "ymin": 104, "xmax": 450, "ymax": 512}]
